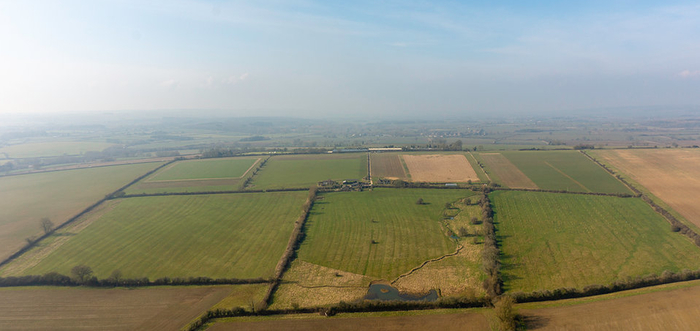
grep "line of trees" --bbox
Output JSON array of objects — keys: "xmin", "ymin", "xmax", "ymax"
[
  {"xmin": 261, "ymin": 186, "xmax": 319, "ymax": 309},
  {"xmin": 642, "ymin": 195, "xmax": 700, "ymax": 246},
  {"xmin": 479, "ymin": 192, "xmax": 502, "ymax": 298},
  {"xmin": 493, "ymin": 187, "xmax": 637, "ymax": 198},
  {"xmin": 241, "ymin": 156, "xmax": 270, "ymax": 189},
  {"xmin": 116, "ymin": 187, "xmax": 309, "ymax": 199},
  {"xmin": 0, "ymin": 270, "xmax": 270, "ymax": 288},
  {"xmin": 185, "ymin": 295, "xmax": 488, "ymax": 331}
]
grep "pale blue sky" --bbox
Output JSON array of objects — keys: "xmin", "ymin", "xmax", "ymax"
[{"xmin": 1, "ymin": 0, "xmax": 700, "ymax": 118}]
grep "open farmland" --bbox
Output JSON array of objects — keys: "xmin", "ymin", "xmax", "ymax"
[
  {"xmin": 298, "ymin": 189, "xmax": 476, "ymax": 281},
  {"xmin": 250, "ymin": 153, "xmax": 366, "ymax": 189},
  {"xmin": 370, "ymin": 153, "xmax": 406, "ymax": 180},
  {"xmin": 493, "ymin": 191, "xmax": 700, "ymax": 292},
  {"xmin": 15, "ymin": 192, "xmax": 307, "ymax": 279},
  {"xmin": 149, "ymin": 157, "xmax": 259, "ymax": 181},
  {"xmin": 521, "ymin": 281, "xmax": 700, "ymax": 330},
  {"xmin": 0, "ymin": 286, "xmax": 232, "ymax": 330},
  {"xmin": 0, "ymin": 141, "xmax": 116, "ymax": 158},
  {"xmin": 592, "ymin": 149, "xmax": 700, "ymax": 229},
  {"xmin": 478, "ymin": 153, "xmax": 537, "ymax": 189},
  {"xmin": 0, "ymin": 162, "xmax": 163, "ymax": 262},
  {"xmin": 402, "ymin": 154, "xmax": 478, "ymax": 182},
  {"xmin": 125, "ymin": 156, "xmax": 261, "ymax": 194},
  {"xmin": 499, "ymin": 151, "xmax": 631, "ymax": 194}
]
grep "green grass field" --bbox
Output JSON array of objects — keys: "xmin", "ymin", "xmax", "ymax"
[
  {"xmin": 20, "ymin": 192, "xmax": 307, "ymax": 279},
  {"xmin": 149, "ymin": 157, "xmax": 259, "ymax": 181},
  {"xmin": 0, "ymin": 162, "xmax": 163, "ymax": 261},
  {"xmin": 250, "ymin": 154, "xmax": 366, "ymax": 189},
  {"xmin": 0, "ymin": 141, "xmax": 116, "ymax": 158},
  {"xmin": 493, "ymin": 191, "xmax": 700, "ymax": 292},
  {"xmin": 499, "ymin": 151, "xmax": 631, "ymax": 194},
  {"xmin": 298, "ymin": 188, "xmax": 477, "ymax": 280}
]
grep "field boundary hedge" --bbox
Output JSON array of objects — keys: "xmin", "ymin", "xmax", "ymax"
[
  {"xmin": 115, "ymin": 187, "xmax": 308, "ymax": 198},
  {"xmin": 0, "ymin": 274, "xmax": 270, "ymax": 288},
  {"xmin": 492, "ymin": 187, "xmax": 637, "ymax": 198},
  {"xmin": 510, "ymin": 268, "xmax": 700, "ymax": 303},
  {"xmin": 0, "ymin": 160, "xmax": 177, "ymax": 270},
  {"xmin": 184, "ymin": 294, "xmax": 487, "ymax": 331},
  {"xmin": 260, "ymin": 186, "xmax": 318, "ymax": 308}
]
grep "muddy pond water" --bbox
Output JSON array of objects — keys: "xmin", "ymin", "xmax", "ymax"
[{"xmin": 364, "ymin": 284, "xmax": 438, "ymax": 302}]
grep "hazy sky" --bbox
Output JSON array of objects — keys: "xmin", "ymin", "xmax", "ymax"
[{"xmin": 2, "ymin": 0, "xmax": 700, "ymax": 118}]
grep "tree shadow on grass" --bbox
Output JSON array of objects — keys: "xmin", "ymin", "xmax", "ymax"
[{"xmin": 499, "ymin": 252, "xmax": 522, "ymax": 292}]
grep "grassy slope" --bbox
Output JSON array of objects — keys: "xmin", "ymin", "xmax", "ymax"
[
  {"xmin": 251, "ymin": 154, "xmax": 366, "ymax": 189},
  {"xmin": 23, "ymin": 192, "xmax": 307, "ymax": 279},
  {"xmin": 0, "ymin": 162, "xmax": 163, "ymax": 261},
  {"xmin": 493, "ymin": 191, "xmax": 700, "ymax": 292},
  {"xmin": 298, "ymin": 188, "xmax": 476, "ymax": 280},
  {"xmin": 500, "ymin": 151, "xmax": 631, "ymax": 194},
  {"xmin": 150, "ymin": 157, "xmax": 258, "ymax": 181}
]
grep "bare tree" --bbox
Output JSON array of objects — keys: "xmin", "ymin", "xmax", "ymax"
[
  {"xmin": 40, "ymin": 218, "xmax": 54, "ymax": 234},
  {"xmin": 458, "ymin": 227, "xmax": 469, "ymax": 237},
  {"xmin": 109, "ymin": 269, "xmax": 123, "ymax": 284},
  {"xmin": 71, "ymin": 265, "xmax": 93, "ymax": 284}
]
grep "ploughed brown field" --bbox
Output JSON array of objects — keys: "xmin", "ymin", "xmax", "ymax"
[
  {"xmin": 0, "ymin": 286, "xmax": 231, "ymax": 330},
  {"xmin": 370, "ymin": 153, "xmax": 407, "ymax": 180},
  {"xmin": 208, "ymin": 310, "xmax": 489, "ymax": 331},
  {"xmin": 593, "ymin": 149, "xmax": 700, "ymax": 228},
  {"xmin": 521, "ymin": 282, "xmax": 700, "ymax": 330},
  {"xmin": 402, "ymin": 154, "xmax": 478, "ymax": 183},
  {"xmin": 479, "ymin": 153, "xmax": 537, "ymax": 189}
]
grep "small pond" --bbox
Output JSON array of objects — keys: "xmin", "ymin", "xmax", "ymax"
[{"xmin": 364, "ymin": 284, "xmax": 438, "ymax": 302}]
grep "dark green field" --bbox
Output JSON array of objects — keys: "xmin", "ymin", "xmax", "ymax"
[
  {"xmin": 499, "ymin": 151, "xmax": 631, "ymax": 194},
  {"xmin": 298, "ymin": 188, "xmax": 476, "ymax": 280},
  {"xmin": 250, "ymin": 154, "xmax": 366, "ymax": 189},
  {"xmin": 493, "ymin": 191, "xmax": 700, "ymax": 292},
  {"xmin": 18, "ymin": 192, "xmax": 307, "ymax": 279}
]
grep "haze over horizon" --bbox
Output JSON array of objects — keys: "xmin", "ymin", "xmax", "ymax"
[{"xmin": 2, "ymin": 0, "xmax": 700, "ymax": 118}]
